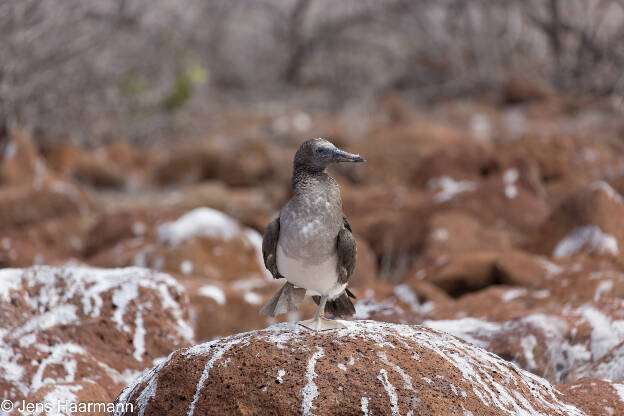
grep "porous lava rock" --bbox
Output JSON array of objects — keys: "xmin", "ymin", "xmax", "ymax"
[
  {"xmin": 88, "ymin": 207, "xmax": 270, "ymax": 283},
  {"xmin": 154, "ymin": 139, "xmax": 273, "ymax": 187},
  {"xmin": 18, "ymin": 380, "xmax": 112, "ymax": 416},
  {"xmin": 493, "ymin": 250, "xmax": 552, "ymax": 288},
  {"xmin": 422, "ymin": 211, "xmax": 512, "ymax": 258},
  {"xmin": 557, "ymin": 377, "xmax": 624, "ymax": 416},
  {"xmin": 428, "ymin": 251, "xmax": 499, "ymax": 296},
  {"xmin": 0, "ymin": 181, "xmax": 88, "ymax": 232},
  {"xmin": 113, "ymin": 321, "xmax": 593, "ymax": 416},
  {"xmin": 528, "ymin": 181, "xmax": 624, "ymax": 260},
  {"xmin": 0, "ymin": 215, "xmax": 90, "ymax": 267},
  {"xmin": 423, "ymin": 299, "xmax": 624, "ymax": 384},
  {"xmin": 0, "ymin": 266, "xmax": 194, "ymax": 402}
]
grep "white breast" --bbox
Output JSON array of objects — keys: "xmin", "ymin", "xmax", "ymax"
[{"xmin": 276, "ymin": 244, "xmax": 345, "ymax": 299}]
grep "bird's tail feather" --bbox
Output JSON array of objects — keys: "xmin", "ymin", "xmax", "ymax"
[
  {"xmin": 313, "ymin": 290, "xmax": 356, "ymax": 317},
  {"xmin": 259, "ymin": 282, "xmax": 306, "ymax": 317}
]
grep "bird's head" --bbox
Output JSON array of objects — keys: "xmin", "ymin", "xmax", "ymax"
[{"xmin": 294, "ymin": 138, "xmax": 365, "ymax": 173}]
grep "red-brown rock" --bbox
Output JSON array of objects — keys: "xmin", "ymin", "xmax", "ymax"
[
  {"xmin": 19, "ymin": 380, "xmax": 112, "ymax": 416},
  {"xmin": 423, "ymin": 299, "xmax": 624, "ymax": 384},
  {"xmin": 0, "ymin": 180, "xmax": 89, "ymax": 232},
  {"xmin": 428, "ymin": 251, "xmax": 499, "ymax": 296},
  {"xmin": 0, "ymin": 266, "xmax": 194, "ymax": 402},
  {"xmin": 528, "ymin": 181, "xmax": 624, "ymax": 260},
  {"xmin": 557, "ymin": 378, "xmax": 624, "ymax": 416},
  {"xmin": 89, "ymin": 207, "xmax": 269, "ymax": 283},
  {"xmin": 494, "ymin": 250, "xmax": 551, "ymax": 287},
  {"xmin": 113, "ymin": 321, "xmax": 591, "ymax": 416},
  {"xmin": 422, "ymin": 211, "xmax": 512, "ymax": 258}
]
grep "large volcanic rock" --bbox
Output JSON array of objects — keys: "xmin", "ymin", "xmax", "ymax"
[
  {"xmin": 88, "ymin": 207, "xmax": 270, "ymax": 282},
  {"xmin": 154, "ymin": 139, "xmax": 274, "ymax": 187},
  {"xmin": 0, "ymin": 266, "xmax": 194, "ymax": 402},
  {"xmin": 113, "ymin": 321, "xmax": 596, "ymax": 416},
  {"xmin": 428, "ymin": 176, "xmax": 550, "ymax": 242},
  {"xmin": 405, "ymin": 249, "xmax": 552, "ymax": 299},
  {"xmin": 529, "ymin": 181, "xmax": 624, "ymax": 260},
  {"xmin": 0, "ymin": 215, "xmax": 92, "ymax": 268},
  {"xmin": 421, "ymin": 211, "xmax": 512, "ymax": 258},
  {"xmin": 423, "ymin": 299, "xmax": 624, "ymax": 384},
  {"xmin": 534, "ymin": 254, "xmax": 624, "ymax": 307},
  {"xmin": 558, "ymin": 377, "xmax": 624, "ymax": 416},
  {"xmin": 20, "ymin": 380, "xmax": 112, "ymax": 416},
  {"xmin": 0, "ymin": 180, "xmax": 88, "ymax": 232},
  {"xmin": 152, "ymin": 207, "xmax": 270, "ymax": 281},
  {"xmin": 42, "ymin": 139, "xmax": 159, "ymax": 189}
]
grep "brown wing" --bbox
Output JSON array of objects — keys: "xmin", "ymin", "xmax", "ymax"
[
  {"xmin": 262, "ymin": 217, "xmax": 284, "ymax": 279},
  {"xmin": 336, "ymin": 215, "xmax": 357, "ymax": 285}
]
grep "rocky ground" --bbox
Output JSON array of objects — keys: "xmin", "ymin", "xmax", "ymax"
[{"xmin": 1, "ymin": 94, "xmax": 624, "ymax": 414}]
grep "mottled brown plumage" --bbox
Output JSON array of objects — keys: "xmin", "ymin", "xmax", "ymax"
[{"xmin": 260, "ymin": 138, "xmax": 365, "ymax": 330}]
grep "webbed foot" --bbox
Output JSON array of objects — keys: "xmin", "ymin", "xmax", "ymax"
[{"xmin": 298, "ymin": 316, "xmax": 346, "ymax": 331}]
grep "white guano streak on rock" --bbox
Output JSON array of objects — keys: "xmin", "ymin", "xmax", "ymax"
[
  {"xmin": 302, "ymin": 347, "xmax": 325, "ymax": 416},
  {"xmin": 361, "ymin": 397, "xmax": 369, "ymax": 416},
  {"xmin": 503, "ymin": 168, "xmax": 519, "ymax": 199},
  {"xmin": 594, "ymin": 280, "xmax": 613, "ymax": 302},
  {"xmin": 413, "ymin": 325, "xmax": 585, "ymax": 416},
  {"xmin": 187, "ymin": 338, "xmax": 245, "ymax": 416},
  {"xmin": 377, "ymin": 368, "xmax": 400, "ymax": 416},
  {"xmin": 423, "ymin": 318, "xmax": 502, "ymax": 348},
  {"xmin": 502, "ymin": 288, "xmax": 528, "ymax": 303},
  {"xmin": 427, "ymin": 176, "xmax": 477, "ymax": 203},
  {"xmin": 117, "ymin": 321, "xmax": 588, "ymax": 416},
  {"xmin": 354, "ymin": 299, "xmax": 403, "ymax": 322},
  {"xmin": 244, "ymin": 291, "xmax": 263, "ymax": 305},
  {"xmin": 0, "ymin": 330, "xmax": 26, "ymax": 396},
  {"xmin": 43, "ymin": 384, "xmax": 83, "ymax": 416},
  {"xmin": 30, "ymin": 343, "xmax": 87, "ymax": 391},
  {"xmin": 112, "ymin": 282, "xmax": 139, "ymax": 332},
  {"xmin": 133, "ymin": 309, "xmax": 146, "ymax": 361},
  {"xmin": 520, "ymin": 335, "xmax": 537, "ymax": 370},
  {"xmin": 157, "ymin": 207, "xmax": 271, "ymax": 279},
  {"xmin": 13, "ymin": 304, "xmax": 78, "ymax": 338},
  {"xmin": 612, "ymin": 383, "xmax": 624, "ymax": 403},
  {"xmin": 136, "ymin": 372, "xmax": 159, "ymax": 416},
  {"xmin": 378, "ymin": 351, "xmax": 414, "ymax": 391},
  {"xmin": 589, "ymin": 181, "xmax": 624, "ymax": 204},
  {"xmin": 553, "ymin": 225, "xmax": 618, "ymax": 258},
  {"xmin": 579, "ymin": 305, "xmax": 624, "ymax": 361},
  {"xmin": 112, "ymin": 355, "xmax": 171, "ymax": 416},
  {"xmin": 157, "ymin": 207, "xmax": 241, "ymax": 246},
  {"xmin": 198, "ymin": 285, "xmax": 226, "ymax": 305},
  {"xmin": 0, "ymin": 268, "xmax": 22, "ymax": 301},
  {"xmin": 276, "ymin": 369, "xmax": 285, "ymax": 383}
]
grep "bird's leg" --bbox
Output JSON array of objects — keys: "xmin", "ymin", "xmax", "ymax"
[{"xmin": 298, "ymin": 295, "xmax": 346, "ymax": 331}]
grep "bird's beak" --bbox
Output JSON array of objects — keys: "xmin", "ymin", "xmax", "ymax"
[{"xmin": 331, "ymin": 148, "xmax": 366, "ymax": 163}]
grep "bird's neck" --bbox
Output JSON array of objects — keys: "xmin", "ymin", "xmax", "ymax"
[{"xmin": 291, "ymin": 164, "xmax": 326, "ymax": 190}]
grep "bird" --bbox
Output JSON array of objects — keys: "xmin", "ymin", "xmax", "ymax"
[{"xmin": 259, "ymin": 138, "xmax": 365, "ymax": 331}]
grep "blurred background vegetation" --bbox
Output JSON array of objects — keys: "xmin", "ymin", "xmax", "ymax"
[{"xmin": 1, "ymin": 0, "xmax": 623, "ymax": 144}]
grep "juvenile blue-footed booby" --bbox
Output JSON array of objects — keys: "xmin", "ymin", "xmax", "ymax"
[{"xmin": 260, "ymin": 138, "xmax": 365, "ymax": 331}]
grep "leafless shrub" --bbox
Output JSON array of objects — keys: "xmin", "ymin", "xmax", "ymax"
[{"xmin": 1, "ymin": 0, "xmax": 623, "ymax": 143}]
